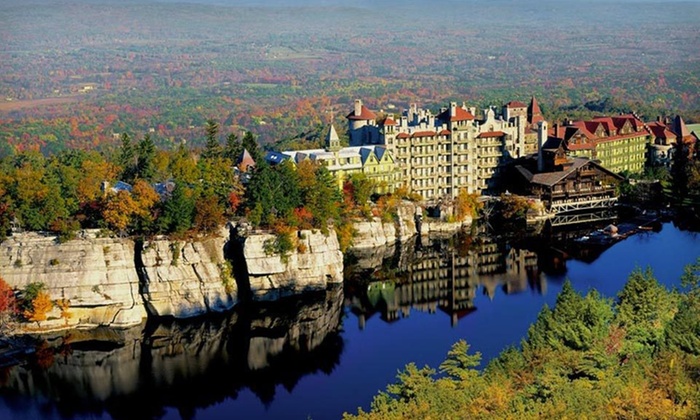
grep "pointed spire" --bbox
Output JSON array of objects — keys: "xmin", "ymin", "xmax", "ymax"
[
  {"xmin": 672, "ymin": 115, "xmax": 691, "ymax": 138},
  {"xmin": 325, "ymin": 124, "xmax": 341, "ymax": 152},
  {"xmin": 237, "ymin": 148, "xmax": 256, "ymax": 172},
  {"xmin": 528, "ymin": 96, "xmax": 544, "ymax": 125}
]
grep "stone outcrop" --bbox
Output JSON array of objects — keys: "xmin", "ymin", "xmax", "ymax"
[
  {"xmin": 240, "ymin": 229, "xmax": 343, "ymax": 301},
  {"xmin": 349, "ymin": 200, "xmax": 471, "ymax": 251},
  {"xmin": 138, "ymin": 227, "xmax": 236, "ymax": 318},
  {"xmin": 0, "ymin": 231, "xmax": 146, "ymax": 330}
]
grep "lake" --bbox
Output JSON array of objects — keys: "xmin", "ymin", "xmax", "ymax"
[{"xmin": 1, "ymin": 219, "xmax": 698, "ymax": 420}]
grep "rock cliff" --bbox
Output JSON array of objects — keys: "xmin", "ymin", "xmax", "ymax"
[
  {"xmin": 349, "ymin": 201, "xmax": 471, "ymax": 251},
  {"xmin": 138, "ymin": 227, "xmax": 236, "ymax": 318},
  {"xmin": 0, "ymin": 231, "xmax": 146, "ymax": 329},
  {"xmin": 238, "ymin": 229, "xmax": 343, "ymax": 300}
]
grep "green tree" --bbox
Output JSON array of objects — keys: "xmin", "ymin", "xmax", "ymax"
[
  {"xmin": 615, "ymin": 267, "xmax": 675, "ymax": 355},
  {"xmin": 439, "ymin": 340, "xmax": 482, "ymax": 381},
  {"xmin": 135, "ymin": 134, "xmax": 156, "ymax": 181},
  {"xmin": 224, "ymin": 133, "xmax": 243, "ymax": 163},
  {"xmin": 158, "ymin": 182, "xmax": 195, "ymax": 235},
  {"xmin": 241, "ymin": 131, "xmax": 262, "ymax": 164},
  {"xmin": 201, "ymin": 118, "xmax": 222, "ymax": 160},
  {"xmin": 117, "ymin": 133, "xmax": 135, "ymax": 181},
  {"xmin": 525, "ymin": 280, "xmax": 613, "ymax": 352}
]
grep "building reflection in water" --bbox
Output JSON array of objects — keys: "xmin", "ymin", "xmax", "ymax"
[
  {"xmin": 0, "ymin": 285, "xmax": 344, "ymax": 420},
  {"xmin": 345, "ymin": 221, "xmax": 617, "ymax": 328}
]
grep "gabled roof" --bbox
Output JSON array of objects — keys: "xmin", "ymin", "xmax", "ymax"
[
  {"xmin": 359, "ymin": 147, "xmax": 376, "ymax": 165},
  {"xmin": 437, "ymin": 106, "xmax": 475, "ymax": 122},
  {"xmin": 647, "ymin": 121, "xmax": 677, "ymax": 141},
  {"xmin": 526, "ymin": 158, "xmax": 623, "ymax": 187},
  {"xmin": 374, "ymin": 146, "xmax": 391, "ymax": 162},
  {"xmin": 396, "ymin": 132, "xmax": 410, "ymax": 139},
  {"xmin": 347, "ymin": 104, "xmax": 377, "ymax": 120}
]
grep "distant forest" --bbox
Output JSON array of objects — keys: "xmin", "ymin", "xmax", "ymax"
[{"xmin": 1, "ymin": 0, "xmax": 699, "ymax": 156}]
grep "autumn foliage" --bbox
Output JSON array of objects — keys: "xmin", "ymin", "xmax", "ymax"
[
  {"xmin": 0, "ymin": 276, "xmax": 17, "ymax": 326},
  {"xmin": 23, "ymin": 291, "xmax": 53, "ymax": 322}
]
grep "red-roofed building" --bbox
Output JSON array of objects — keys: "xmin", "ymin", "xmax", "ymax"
[
  {"xmin": 348, "ymin": 98, "xmax": 531, "ymax": 200},
  {"xmin": 347, "ymin": 99, "xmax": 380, "ymax": 146},
  {"xmin": 647, "ymin": 115, "xmax": 699, "ymax": 168},
  {"xmin": 549, "ymin": 114, "xmax": 649, "ymax": 173}
]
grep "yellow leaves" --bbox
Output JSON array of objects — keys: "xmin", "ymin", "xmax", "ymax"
[
  {"xmin": 77, "ymin": 159, "xmax": 119, "ymax": 202},
  {"xmin": 131, "ymin": 179, "xmax": 160, "ymax": 219},
  {"xmin": 23, "ymin": 291, "xmax": 53, "ymax": 322},
  {"xmin": 102, "ymin": 190, "xmax": 135, "ymax": 232},
  {"xmin": 607, "ymin": 383, "xmax": 678, "ymax": 419},
  {"xmin": 102, "ymin": 181, "xmax": 160, "ymax": 233},
  {"xmin": 56, "ymin": 298, "xmax": 71, "ymax": 320}
]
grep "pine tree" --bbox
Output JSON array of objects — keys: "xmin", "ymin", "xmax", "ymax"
[
  {"xmin": 117, "ymin": 133, "xmax": 135, "ymax": 181},
  {"xmin": 241, "ymin": 131, "xmax": 261, "ymax": 164},
  {"xmin": 202, "ymin": 119, "xmax": 222, "ymax": 160},
  {"xmin": 135, "ymin": 134, "xmax": 156, "ymax": 181},
  {"xmin": 224, "ymin": 133, "xmax": 243, "ymax": 163}
]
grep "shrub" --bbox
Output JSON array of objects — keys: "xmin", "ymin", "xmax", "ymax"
[{"xmin": 49, "ymin": 258, "xmax": 60, "ymax": 266}]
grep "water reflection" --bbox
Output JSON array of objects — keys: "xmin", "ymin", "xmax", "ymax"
[
  {"xmin": 0, "ymin": 285, "xmax": 344, "ymax": 419},
  {"xmin": 344, "ymin": 220, "xmax": 635, "ymax": 328}
]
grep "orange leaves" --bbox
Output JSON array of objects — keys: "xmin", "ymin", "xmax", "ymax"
[
  {"xmin": 193, "ymin": 195, "xmax": 225, "ymax": 235},
  {"xmin": 228, "ymin": 191, "xmax": 242, "ymax": 213},
  {"xmin": 0, "ymin": 276, "xmax": 17, "ymax": 323},
  {"xmin": 292, "ymin": 206, "xmax": 314, "ymax": 230},
  {"xmin": 102, "ymin": 190, "xmax": 135, "ymax": 232},
  {"xmin": 23, "ymin": 291, "xmax": 53, "ymax": 322},
  {"xmin": 101, "ymin": 181, "xmax": 160, "ymax": 233}
]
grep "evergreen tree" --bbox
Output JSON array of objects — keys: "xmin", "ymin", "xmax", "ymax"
[
  {"xmin": 202, "ymin": 119, "xmax": 222, "ymax": 160},
  {"xmin": 158, "ymin": 181, "xmax": 194, "ymax": 234},
  {"xmin": 616, "ymin": 267, "xmax": 675, "ymax": 355},
  {"xmin": 241, "ymin": 131, "xmax": 262, "ymax": 164},
  {"xmin": 117, "ymin": 133, "xmax": 135, "ymax": 181},
  {"xmin": 224, "ymin": 133, "xmax": 243, "ymax": 163},
  {"xmin": 135, "ymin": 133, "xmax": 156, "ymax": 181}
]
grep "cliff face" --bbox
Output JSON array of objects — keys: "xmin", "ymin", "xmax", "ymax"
[
  {"xmin": 240, "ymin": 229, "xmax": 343, "ymax": 301},
  {"xmin": 138, "ymin": 228, "xmax": 236, "ymax": 318},
  {"xmin": 0, "ymin": 231, "xmax": 146, "ymax": 329},
  {"xmin": 349, "ymin": 201, "xmax": 471, "ymax": 251}
]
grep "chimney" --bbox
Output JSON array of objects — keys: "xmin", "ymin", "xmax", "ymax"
[
  {"xmin": 354, "ymin": 99, "xmax": 362, "ymax": 117},
  {"xmin": 450, "ymin": 102, "xmax": 457, "ymax": 118},
  {"xmin": 537, "ymin": 120, "xmax": 548, "ymax": 172}
]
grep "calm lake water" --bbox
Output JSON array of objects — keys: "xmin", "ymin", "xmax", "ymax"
[{"xmin": 1, "ymin": 219, "xmax": 699, "ymax": 420}]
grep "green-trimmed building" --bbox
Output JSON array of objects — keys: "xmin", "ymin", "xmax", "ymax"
[
  {"xmin": 264, "ymin": 124, "xmax": 401, "ymax": 194},
  {"xmin": 547, "ymin": 115, "xmax": 649, "ymax": 174}
]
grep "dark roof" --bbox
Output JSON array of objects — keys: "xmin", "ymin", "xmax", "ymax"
[{"xmin": 527, "ymin": 158, "xmax": 622, "ymax": 187}]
